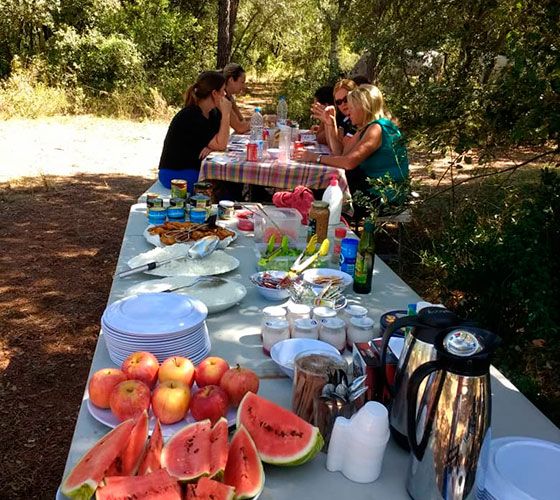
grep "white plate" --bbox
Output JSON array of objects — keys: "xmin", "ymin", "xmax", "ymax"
[
  {"xmin": 127, "ymin": 246, "xmax": 240, "ymax": 277},
  {"xmin": 86, "ymin": 386, "xmax": 236, "ymax": 439},
  {"xmin": 270, "ymin": 338, "xmax": 344, "ymax": 378},
  {"xmin": 103, "ymin": 293, "xmax": 207, "ymax": 336},
  {"xmin": 126, "ymin": 278, "xmax": 247, "ymax": 314},
  {"xmin": 143, "ymin": 224, "xmax": 237, "ymax": 249},
  {"xmin": 302, "ymin": 268, "xmax": 353, "ymax": 290}
]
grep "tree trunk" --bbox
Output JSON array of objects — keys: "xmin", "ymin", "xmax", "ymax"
[
  {"xmin": 217, "ymin": 0, "xmax": 239, "ymax": 68},
  {"xmin": 328, "ymin": 20, "xmax": 341, "ymax": 78}
]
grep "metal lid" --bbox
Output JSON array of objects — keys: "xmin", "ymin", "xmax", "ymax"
[
  {"xmin": 350, "ymin": 316, "xmax": 375, "ymax": 328},
  {"xmin": 312, "ymin": 201, "xmax": 330, "ymax": 209},
  {"xmin": 265, "ymin": 319, "xmax": 289, "ymax": 330},
  {"xmin": 444, "ymin": 329, "xmax": 483, "ymax": 357},
  {"xmin": 321, "ymin": 317, "xmax": 345, "ymax": 329},
  {"xmin": 344, "ymin": 304, "xmax": 368, "ymax": 318},
  {"xmin": 294, "ymin": 318, "xmax": 318, "ymax": 330}
]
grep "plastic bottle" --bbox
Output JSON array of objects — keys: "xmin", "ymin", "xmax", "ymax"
[
  {"xmin": 277, "ymin": 96, "xmax": 288, "ymax": 126},
  {"xmin": 250, "ymin": 107, "xmax": 264, "ymax": 142},
  {"xmin": 322, "ymin": 175, "xmax": 343, "ymax": 226},
  {"xmin": 279, "ymin": 125, "xmax": 291, "ymax": 163},
  {"xmin": 353, "ymin": 220, "xmax": 375, "ymax": 294},
  {"xmin": 340, "ymin": 238, "xmax": 358, "ymax": 276},
  {"xmin": 331, "ymin": 227, "xmax": 347, "ymax": 266}
]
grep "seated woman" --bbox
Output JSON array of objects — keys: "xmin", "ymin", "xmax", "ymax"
[
  {"xmin": 223, "ymin": 63, "xmax": 250, "ymax": 134},
  {"xmin": 296, "ymin": 84, "xmax": 409, "ymax": 208},
  {"xmin": 311, "ymin": 79, "xmax": 357, "ymax": 155},
  {"xmin": 158, "ymin": 70, "xmax": 234, "ymax": 196}
]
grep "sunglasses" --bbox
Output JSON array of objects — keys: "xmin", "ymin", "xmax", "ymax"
[{"xmin": 335, "ymin": 96, "xmax": 348, "ymax": 106}]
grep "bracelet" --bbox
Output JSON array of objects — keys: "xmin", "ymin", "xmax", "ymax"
[{"xmin": 316, "ymin": 154, "xmax": 323, "ymax": 164}]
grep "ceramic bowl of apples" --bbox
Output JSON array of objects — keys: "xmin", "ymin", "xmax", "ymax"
[{"xmin": 87, "ymin": 351, "xmax": 260, "ymax": 436}]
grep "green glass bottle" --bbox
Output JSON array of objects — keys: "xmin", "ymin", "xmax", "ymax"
[{"xmin": 353, "ymin": 220, "xmax": 375, "ymax": 294}]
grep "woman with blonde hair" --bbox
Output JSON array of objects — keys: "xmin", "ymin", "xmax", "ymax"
[{"xmin": 296, "ymin": 84, "xmax": 409, "ymax": 201}]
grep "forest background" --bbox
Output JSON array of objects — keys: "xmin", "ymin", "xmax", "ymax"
[{"xmin": 0, "ymin": 0, "xmax": 559, "ymax": 496}]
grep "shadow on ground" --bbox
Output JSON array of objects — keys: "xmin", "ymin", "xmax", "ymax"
[{"xmin": 0, "ymin": 173, "xmax": 153, "ymax": 498}]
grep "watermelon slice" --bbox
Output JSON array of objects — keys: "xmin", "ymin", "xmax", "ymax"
[
  {"xmin": 237, "ymin": 392, "xmax": 324, "ymax": 466},
  {"xmin": 96, "ymin": 469, "xmax": 181, "ymax": 499},
  {"xmin": 137, "ymin": 418, "xmax": 164, "ymax": 475},
  {"xmin": 61, "ymin": 419, "xmax": 135, "ymax": 500},
  {"xmin": 186, "ymin": 476, "xmax": 235, "ymax": 500},
  {"xmin": 106, "ymin": 410, "xmax": 149, "ymax": 476},
  {"xmin": 161, "ymin": 420, "xmax": 212, "ymax": 481},
  {"xmin": 224, "ymin": 426, "xmax": 264, "ymax": 500},
  {"xmin": 209, "ymin": 417, "xmax": 229, "ymax": 479}
]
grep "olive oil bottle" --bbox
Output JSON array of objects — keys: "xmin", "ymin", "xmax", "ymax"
[{"xmin": 353, "ymin": 220, "xmax": 375, "ymax": 294}]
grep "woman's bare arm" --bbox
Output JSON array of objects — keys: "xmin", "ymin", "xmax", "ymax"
[
  {"xmin": 229, "ymin": 100, "xmax": 250, "ymax": 133},
  {"xmin": 207, "ymin": 98, "xmax": 232, "ymax": 151}
]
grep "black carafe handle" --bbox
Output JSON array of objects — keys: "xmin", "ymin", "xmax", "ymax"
[
  {"xmin": 380, "ymin": 316, "xmax": 424, "ymax": 397},
  {"xmin": 406, "ymin": 360, "xmax": 444, "ymax": 460}
]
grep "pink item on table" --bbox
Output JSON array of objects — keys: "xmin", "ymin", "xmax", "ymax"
[{"xmin": 273, "ymin": 185, "xmax": 315, "ymax": 224}]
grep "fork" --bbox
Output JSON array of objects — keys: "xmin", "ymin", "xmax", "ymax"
[{"xmin": 163, "ymin": 277, "xmax": 225, "ymax": 292}]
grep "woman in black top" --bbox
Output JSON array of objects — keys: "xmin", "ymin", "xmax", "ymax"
[{"xmin": 158, "ymin": 71, "xmax": 232, "ymax": 192}]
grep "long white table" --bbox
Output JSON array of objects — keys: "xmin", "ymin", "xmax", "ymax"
[{"xmin": 59, "ymin": 199, "xmax": 560, "ymax": 499}]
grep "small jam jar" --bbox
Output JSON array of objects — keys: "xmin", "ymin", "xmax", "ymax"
[
  {"xmin": 319, "ymin": 317, "xmax": 347, "ymax": 353},
  {"xmin": 261, "ymin": 306, "xmax": 287, "ymax": 331},
  {"xmin": 292, "ymin": 318, "xmax": 319, "ymax": 340},
  {"xmin": 347, "ymin": 316, "xmax": 376, "ymax": 348},
  {"xmin": 148, "ymin": 207, "xmax": 166, "ymax": 225},
  {"xmin": 312, "ymin": 306, "xmax": 337, "ymax": 322},
  {"xmin": 171, "ymin": 179, "xmax": 188, "ymax": 199},
  {"xmin": 339, "ymin": 304, "xmax": 368, "ymax": 332},
  {"xmin": 189, "ymin": 208, "xmax": 206, "ymax": 223},
  {"xmin": 218, "ymin": 200, "xmax": 235, "ymax": 220},
  {"xmin": 286, "ymin": 303, "xmax": 311, "ymax": 331},
  {"xmin": 262, "ymin": 319, "xmax": 290, "ymax": 355},
  {"xmin": 167, "ymin": 206, "xmax": 185, "ymax": 222}
]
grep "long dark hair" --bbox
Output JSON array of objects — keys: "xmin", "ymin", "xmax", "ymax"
[
  {"xmin": 222, "ymin": 63, "xmax": 245, "ymax": 82},
  {"xmin": 184, "ymin": 71, "xmax": 226, "ymax": 107}
]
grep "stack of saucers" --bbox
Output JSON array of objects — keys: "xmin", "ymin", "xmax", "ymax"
[{"xmin": 101, "ymin": 293, "xmax": 210, "ymax": 365}]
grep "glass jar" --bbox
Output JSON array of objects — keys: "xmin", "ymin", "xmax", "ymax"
[
  {"xmin": 148, "ymin": 207, "xmax": 166, "ymax": 225},
  {"xmin": 218, "ymin": 200, "xmax": 235, "ymax": 220},
  {"xmin": 261, "ymin": 306, "xmax": 287, "ymax": 331},
  {"xmin": 312, "ymin": 306, "xmax": 337, "ymax": 322},
  {"xmin": 194, "ymin": 181, "xmax": 213, "ymax": 199},
  {"xmin": 319, "ymin": 317, "xmax": 347, "ymax": 353},
  {"xmin": 262, "ymin": 319, "xmax": 290, "ymax": 355},
  {"xmin": 171, "ymin": 179, "xmax": 188, "ymax": 199},
  {"xmin": 292, "ymin": 352, "xmax": 347, "ymax": 423},
  {"xmin": 347, "ymin": 316, "xmax": 376, "ymax": 348},
  {"xmin": 286, "ymin": 303, "xmax": 311, "ymax": 331},
  {"xmin": 292, "ymin": 318, "xmax": 319, "ymax": 340},
  {"xmin": 339, "ymin": 304, "xmax": 368, "ymax": 332},
  {"xmin": 307, "ymin": 201, "xmax": 329, "ymax": 243}
]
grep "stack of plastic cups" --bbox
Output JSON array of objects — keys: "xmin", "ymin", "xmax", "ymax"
[{"xmin": 326, "ymin": 402, "xmax": 390, "ymax": 483}]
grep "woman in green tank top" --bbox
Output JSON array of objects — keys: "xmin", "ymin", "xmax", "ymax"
[{"xmin": 295, "ymin": 85, "xmax": 409, "ymax": 203}]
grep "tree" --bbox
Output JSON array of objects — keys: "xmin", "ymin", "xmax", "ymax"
[
  {"xmin": 316, "ymin": 0, "xmax": 353, "ymax": 78},
  {"xmin": 217, "ymin": 0, "xmax": 239, "ymax": 68}
]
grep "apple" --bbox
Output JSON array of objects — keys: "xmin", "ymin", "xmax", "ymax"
[
  {"xmin": 88, "ymin": 368, "xmax": 127, "ymax": 409},
  {"xmin": 190, "ymin": 385, "xmax": 229, "ymax": 424},
  {"xmin": 219, "ymin": 365, "xmax": 260, "ymax": 407},
  {"xmin": 195, "ymin": 356, "xmax": 229, "ymax": 388},
  {"xmin": 151, "ymin": 380, "xmax": 191, "ymax": 425},
  {"xmin": 110, "ymin": 379, "xmax": 151, "ymax": 421},
  {"xmin": 159, "ymin": 356, "xmax": 195, "ymax": 387},
  {"xmin": 121, "ymin": 351, "xmax": 160, "ymax": 389}
]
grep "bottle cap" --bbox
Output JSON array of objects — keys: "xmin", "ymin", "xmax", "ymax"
[
  {"xmin": 335, "ymin": 227, "xmax": 347, "ymax": 238},
  {"xmin": 255, "ymin": 107, "xmax": 261, "ymax": 113}
]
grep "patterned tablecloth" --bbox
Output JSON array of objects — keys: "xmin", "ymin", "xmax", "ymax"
[{"xmin": 200, "ymin": 145, "xmax": 352, "ymax": 200}]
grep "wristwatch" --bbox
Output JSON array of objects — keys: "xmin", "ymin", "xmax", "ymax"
[{"xmin": 316, "ymin": 154, "xmax": 323, "ymax": 164}]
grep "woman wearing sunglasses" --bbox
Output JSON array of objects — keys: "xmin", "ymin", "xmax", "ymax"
[
  {"xmin": 311, "ymin": 79, "xmax": 357, "ymax": 154},
  {"xmin": 296, "ymin": 84, "xmax": 409, "ymax": 203}
]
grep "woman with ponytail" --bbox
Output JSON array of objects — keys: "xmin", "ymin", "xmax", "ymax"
[{"xmin": 158, "ymin": 71, "xmax": 232, "ymax": 192}]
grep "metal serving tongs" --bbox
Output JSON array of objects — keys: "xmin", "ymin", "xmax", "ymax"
[{"xmin": 117, "ymin": 235, "xmax": 219, "ymax": 278}]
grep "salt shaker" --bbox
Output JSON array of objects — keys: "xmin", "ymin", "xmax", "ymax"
[
  {"xmin": 347, "ymin": 316, "xmax": 376, "ymax": 349},
  {"xmin": 262, "ymin": 319, "xmax": 290, "ymax": 355},
  {"xmin": 292, "ymin": 318, "xmax": 319, "ymax": 340},
  {"xmin": 319, "ymin": 317, "xmax": 346, "ymax": 352}
]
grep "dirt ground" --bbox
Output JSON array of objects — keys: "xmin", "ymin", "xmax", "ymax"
[{"xmin": 0, "ymin": 116, "xmax": 556, "ymax": 498}]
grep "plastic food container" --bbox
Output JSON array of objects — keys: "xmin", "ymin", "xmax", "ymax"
[{"xmin": 253, "ymin": 207, "xmax": 302, "ymax": 243}]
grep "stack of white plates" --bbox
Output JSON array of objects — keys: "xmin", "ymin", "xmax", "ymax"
[{"xmin": 101, "ymin": 293, "xmax": 210, "ymax": 365}]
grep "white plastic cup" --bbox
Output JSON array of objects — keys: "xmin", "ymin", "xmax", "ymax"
[
  {"xmin": 342, "ymin": 433, "xmax": 390, "ymax": 483},
  {"xmin": 326, "ymin": 416, "xmax": 351, "ymax": 472}
]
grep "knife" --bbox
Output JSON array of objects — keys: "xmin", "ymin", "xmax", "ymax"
[{"xmin": 117, "ymin": 253, "xmax": 189, "ymax": 278}]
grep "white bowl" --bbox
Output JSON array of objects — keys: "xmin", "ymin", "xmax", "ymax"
[
  {"xmin": 267, "ymin": 148, "xmax": 280, "ymax": 159},
  {"xmin": 302, "ymin": 268, "xmax": 353, "ymax": 290},
  {"xmin": 251, "ymin": 271, "xmax": 291, "ymax": 301},
  {"xmin": 270, "ymin": 338, "xmax": 344, "ymax": 378}
]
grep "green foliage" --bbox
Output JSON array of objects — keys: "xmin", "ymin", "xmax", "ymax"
[{"xmin": 421, "ymin": 168, "xmax": 560, "ymax": 344}]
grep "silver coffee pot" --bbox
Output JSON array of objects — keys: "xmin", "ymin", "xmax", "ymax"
[
  {"xmin": 406, "ymin": 327, "xmax": 501, "ymax": 500},
  {"xmin": 380, "ymin": 307, "xmax": 466, "ymax": 449}
]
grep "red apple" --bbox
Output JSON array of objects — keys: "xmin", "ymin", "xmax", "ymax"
[
  {"xmin": 219, "ymin": 365, "xmax": 260, "ymax": 407},
  {"xmin": 195, "ymin": 356, "xmax": 229, "ymax": 388},
  {"xmin": 151, "ymin": 380, "xmax": 191, "ymax": 425},
  {"xmin": 190, "ymin": 385, "xmax": 229, "ymax": 424},
  {"xmin": 158, "ymin": 356, "xmax": 195, "ymax": 387},
  {"xmin": 121, "ymin": 351, "xmax": 159, "ymax": 388},
  {"xmin": 88, "ymin": 368, "xmax": 127, "ymax": 409},
  {"xmin": 110, "ymin": 379, "xmax": 151, "ymax": 421}
]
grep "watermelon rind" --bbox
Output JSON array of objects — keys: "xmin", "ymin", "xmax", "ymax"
[
  {"xmin": 224, "ymin": 426, "xmax": 264, "ymax": 500},
  {"xmin": 61, "ymin": 419, "xmax": 135, "ymax": 499},
  {"xmin": 161, "ymin": 419, "xmax": 212, "ymax": 481},
  {"xmin": 237, "ymin": 392, "xmax": 323, "ymax": 466}
]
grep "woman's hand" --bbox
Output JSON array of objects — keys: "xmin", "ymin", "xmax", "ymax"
[
  {"xmin": 218, "ymin": 95, "xmax": 232, "ymax": 115},
  {"xmin": 293, "ymin": 149, "xmax": 318, "ymax": 163},
  {"xmin": 199, "ymin": 147, "xmax": 213, "ymax": 159}
]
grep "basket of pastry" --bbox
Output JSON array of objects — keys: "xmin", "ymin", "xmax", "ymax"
[{"xmin": 146, "ymin": 221, "xmax": 236, "ymax": 248}]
